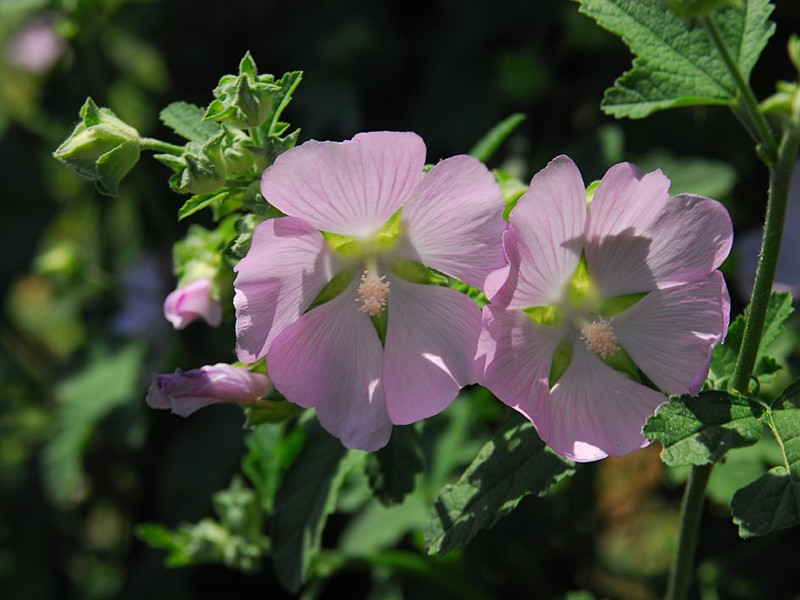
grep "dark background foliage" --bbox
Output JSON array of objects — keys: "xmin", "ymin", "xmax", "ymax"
[{"xmin": 2, "ymin": 1, "xmax": 800, "ymax": 599}]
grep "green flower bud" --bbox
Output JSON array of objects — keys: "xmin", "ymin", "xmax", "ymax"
[
  {"xmin": 168, "ymin": 132, "xmax": 228, "ymax": 195},
  {"xmin": 53, "ymin": 98, "xmax": 141, "ymax": 196},
  {"xmin": 204, "ymin": 52, "xmax": 280, "ymax": 129}
]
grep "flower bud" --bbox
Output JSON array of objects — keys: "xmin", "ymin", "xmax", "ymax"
[
  {"xmin": 163, "ymin": 277, "xmax": 222, "ymax": 329},
  {"xmin": 146, "ymin": 364, "xmax": 271, "ymax": 417},
  {"xmin": 53, "ymin": 98, "xmax": 140, "ymax": 196},
  {"xmin": 204, "ymin": 52, "xmax": 280, "ymax": 129}
]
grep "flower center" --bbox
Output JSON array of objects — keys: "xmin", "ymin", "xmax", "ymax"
[
  {"xmin": 580, "ymin": 317, "xmax": 618, "ymax": 358},
  {"xmin": 357, "ymin": 270, "xmax": 390, "ymax": 316}
]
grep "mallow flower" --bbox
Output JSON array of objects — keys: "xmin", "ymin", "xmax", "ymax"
[
  {"xmin": 478, "ymin": 156, "xmax": 732, "ymax": 462},
  {"xmin": 146, "ymin": 363, "xmax": 271, "ymax": 417},
  {"xmin": 234, "ymin": 131, "xmax": 506, "ymax": 450},
  {"xmin": 163, "ymin": 277, "xmax": 222, "ymax": 329}
]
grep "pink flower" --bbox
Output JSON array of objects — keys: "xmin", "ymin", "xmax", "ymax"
[
  {"xmin": 146, "ymin": 363, "xmax": 271, "ymax": 417},
  {"xmin": 163, "ymin": 278, "xmax": 222, "ymax": 329},
  {"xmin": 6, "ymin": 13, "xmax": 66, "ymax": 74},
  {"xmin": 478, "ymin": 156, "xmax": 732, "ymax": 462},
  {"xmin": 234, "ymin": 131, "xmax": 506, "ymax": 450}
]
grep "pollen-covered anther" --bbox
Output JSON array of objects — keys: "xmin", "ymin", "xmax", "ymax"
[
  {"xmin": 581, "ymin": 317, "xmax": 619, "ymax": 358},
  {"xmin": 357, "ymin": 270, "xmax": 390, "ymax": 316}
]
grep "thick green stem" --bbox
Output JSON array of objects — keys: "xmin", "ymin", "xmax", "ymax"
[
  {"xmin": 700, "ymin": 16, "xmax": 778, "ymax": 163},
  {"xmin": 731, "ymin": 127, "xmax": 800, "ymax": 393},
  {"xmin": 139, "ymin": 137, "xmax": 185, "ymax": 155},
  {"xmin": 665, "ymin": 464, "xmax": 713, "ymax": 600},
  {"xmin": 664, "ymin": 17, "xmax": 799, "ymax": 600}
]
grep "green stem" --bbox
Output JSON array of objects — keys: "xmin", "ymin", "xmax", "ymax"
[
  {"xmin": 731, "ymin": 126, "xmax": 800, "ymax": 393},
  {"xmin": 664, "ymin": 17, "xmax": 799, "ymax": 600},
  {"xmin": 700, "ymin": 15, "xmax": 778, "ymax": 163},
  {"xmin": 139, "ymin": 137, "xmax": 185, "ymax": 155},
  {"xmin": 665, "ymin": 464, "xmax": 713, "ymax": 600}
]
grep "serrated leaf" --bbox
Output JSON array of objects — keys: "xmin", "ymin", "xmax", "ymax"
[
  {"xmin": 425, "ymin": 415, "xmax": 574, "ymax": 556},
  {"xmin": 270, "ymin": 420, "xmax": 361, "ymax": 593},
  {"xmin": 643, "ymin": 391, "xmax": 764, "ymax": 467},
  {"xmin": 160, "ymin": 102, "xmax": 223, "ymax": 143},
  {"xmin": 366, "ymin": 426, "xmax": 424, "ymax": 506},
  {"xmin": 732, "ymin": 379, "xmax": 800, "ymax": 536},
  {"xmin": 576, "ymin": 0, "xmax": 775, "ymax": 118},
  {"xmin": 468, "ymin": 113, "xmax": 526, "ymax": 163},
  {"xmin": 710, "ymin": 291, "xmax": 793, "ymax": 387}
]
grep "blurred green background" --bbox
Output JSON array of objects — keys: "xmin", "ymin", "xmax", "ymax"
[{"xmin": 3, "ymin": 1, "xmax": 800, "ymax": 599}]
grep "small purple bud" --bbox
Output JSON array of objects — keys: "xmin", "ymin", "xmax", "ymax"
[{"xmin": 146, "ymin": 363, "xmax": 272, "ymax": 417}]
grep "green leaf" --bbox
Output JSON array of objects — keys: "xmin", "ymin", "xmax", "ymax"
[
  {"xmin": 177, "ymin": 191, "xmax": 228, "ymax": 221},
  {"xmin": 469, "ymin": 113, "xmax": 526, "ymax": 163},
  {"xmin": 366, "ymin": 426, "xmax": 425, "ymax": 506},
  {"xmin": 710, "ymin": 291, "xmax": 793, "ymax": 388},
  {"xmin": 42, "ymin": 343, "xmax": 146, "ymax": 507},
  {"xmin": 643, "ymin": 391, "xmax": 763, "ymax": 467},
  {"xmin": 242, "ymin": 422, "xmax": 306, "ymax": 513},
  {"xmin": 576, "ymin": 0, "xmax": 775, "ymax": 118},
  {"xmin": 731, "ymin": 466, "xmax": 800, "ymax": 537},
  {"xmin": 732, "ymin": 379, "xmax": 800, "ymax": 536},
  {"xmin": 425, "ymin": 415, "xmax": 574, "ymax": 556},
  {"xmin": 160, "ymin": 101, "xmax": 223, "ymax": 143},
  {"xmin": 270, "ymin": 420, "xmax": 361, "ymax": 592}
]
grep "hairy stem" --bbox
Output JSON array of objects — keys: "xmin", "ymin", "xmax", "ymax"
[
  {"xmin": 139, "ymin": 138, "xmax": 185, "ymax": 155},
  {"xmin": 731, "ymin": 126, "xmax": 800, "ymax": 393},
  {"xmin": 700, "ymin": 15, "xmax": 778, "ymax": 163}
]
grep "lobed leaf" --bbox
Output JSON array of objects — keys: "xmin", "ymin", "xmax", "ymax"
[
  {"xmin": 425, "ymin": 415, "xmax": 574, "ymax": 556},
  {"xmin": 643, "ymin": 391, "xmax": 764, "ymax": 467},
  {"xmin": 576, "ymin": 0, "xmax": 775, "ymax": 118},
  {"xmin": 732, "ymin": 379, "xmax": 800, "ymax": 537}
]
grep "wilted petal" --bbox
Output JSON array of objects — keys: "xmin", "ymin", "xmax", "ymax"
[
  {"xmin": 401, "ymin": 155, "xmax": 506, "ymax": 289},
  {"xmin": 546, "ymin": 346, "xmax": 666, "ymax": 462},
  {"xmin": 383, "ymin": 278, "xmax": 482, "ymax": 424},
  {"xmin": 261, "ymin": 131, "xmax": 426, "ymax": 237},
  {"xmin": 146, "ymin": 363, "xmax": 271, "ymax": 417},
  {"xmin": 267, "ymin": 281, "xmax": 392, "ymax": 451},
  {"xmin": 584, "ymin": 164, "xmax": 671, "ymax": 297},
  {"xmin": 496, "ymin": 156, "xmax": 586, "ymax": 308},
  {"xmin": 234, "ymin": 217, "xmax": 340, "ymax": 362},
  {"xmin": 613, "ymin": 271, "xmax": 730, "ymax": 395},
  {"xmin": 163, "ymin": 278, "xmax": 222, "ymax": 329}
]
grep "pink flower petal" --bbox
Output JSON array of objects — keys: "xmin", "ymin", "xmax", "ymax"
[
  {"xmin": 382, "ymin": 278, "xmax": 482, "ymax": 424},
  {"xmin": 401, "ymin": 155, "xmax": 506, "ymax": 289},
  {"xmin": 546, "ymin": 345, "xmax": 666, "ymax": 462},
  {"xmin": 640, "ymin": 193, "xmax": 733, "ymax": 288},
  {"xmin": 613, "ymin": 271, "xmax": 730, "ymax": 395},
  {"xmin": 267, "ymin": 281, "xmax": 392, "ymax": 451},
  {"xmin": 234, "ymin": 217, "xmax": 341, "ymax": 363},
  {"xmin": 584, "ymin": 164, "xmax": 672, "ymax": 297},
  {"xmin": 163, "ymin": 278, "xmax": 222, "ymax": 329},
  {"xmin": 261, "ymin": 132, "xmax": 426, "ymax": 237},
  {"xmin": 478, "ymin": 305, "xmax": 565, "ymax": 418},
  {"xmin": 496, "ymin": 156, "xmax": 587, "ymax": 308}
]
